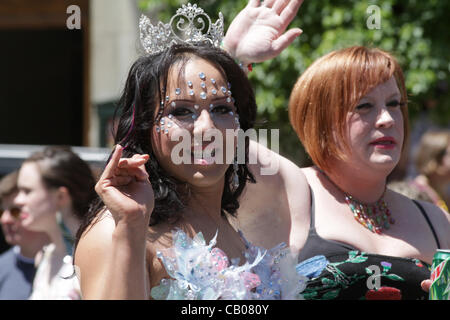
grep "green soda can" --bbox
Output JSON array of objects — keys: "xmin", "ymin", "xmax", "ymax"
[{"xmin": 429, "ymin": 249, "xmax": 450, "ymax": 300}]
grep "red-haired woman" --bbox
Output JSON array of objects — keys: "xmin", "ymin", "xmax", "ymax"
[{"xmin": 224, "ymin": 2, "xmax": 449, "ymax": 300}]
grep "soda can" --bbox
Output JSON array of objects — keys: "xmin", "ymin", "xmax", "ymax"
[{"xmin": 429, "ymin": 249, "xmax": 450, "ymax": 300}]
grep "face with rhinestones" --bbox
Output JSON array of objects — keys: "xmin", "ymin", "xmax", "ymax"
[{"xmin": 151, "ymin": 57, "xmax": 239, "ymax": 187}]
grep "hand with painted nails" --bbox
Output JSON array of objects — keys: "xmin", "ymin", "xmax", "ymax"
[
  {"xmin": 95, "ymin": 145, "xmax": 154, "ymax": 226},
  {"xmin": 223, "ymin": 0, "xmax": 304, "ymax": 64}
]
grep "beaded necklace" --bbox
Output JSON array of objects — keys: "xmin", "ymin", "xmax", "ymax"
[{"xmin": 320, "ymin": 170, "xmax": 395, "ymax": 234}]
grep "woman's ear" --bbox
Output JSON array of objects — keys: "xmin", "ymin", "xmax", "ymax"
[{"xmin": 56, "ymin": 186, "xmax": 71, "ymax": 208}]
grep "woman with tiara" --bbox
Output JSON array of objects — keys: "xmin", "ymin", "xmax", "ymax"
[{"xmin": 74, "ymin": 1, "xmax": 310, "ymax": 300}]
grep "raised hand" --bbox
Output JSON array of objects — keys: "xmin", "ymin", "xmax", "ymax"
[
  {"xmin": 95, "ymin": 145, "xmax": 154, "ymax": 227},
  {"xmin": 223, "ymin": 0, "xmax": 304, "ymax": 64}
]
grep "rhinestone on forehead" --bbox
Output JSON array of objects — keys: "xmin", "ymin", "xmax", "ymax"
[
  {"xmin": 211, "ymin": 89, "xmax": 217, "ymax": 95},
  {"xmin": 175, "ymin": 88, "xmax": 181, "ymax": 95},
  {"xmin": 200, "ymin": 92, "xmax": 207, "ymax": 100},
  {"xmin": 187, "ymin": 81, "xmax": 193, "ymax": 87},
  {"xmin": 199, "ymin": 72, "xmax": 206, "ymax": 80},
  {"xmin": 189, "ymin": 89, "xmax": 194, "ymax": 96}
]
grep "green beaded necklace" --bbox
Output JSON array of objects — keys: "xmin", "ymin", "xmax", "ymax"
[{"xmin": 320, "ymin": 170, "xmax": 395, "ymax": 234}]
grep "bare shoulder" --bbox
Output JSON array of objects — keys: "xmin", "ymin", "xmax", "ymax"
[
  {"xmin": 414, "ymin": 199, "xmax": 450, "ymax": 248},
  {"xmin": 389, "ymin": 190, "xmax": 450, "ymax": 249},
  {"xmin": 74, "ymin": 209, "xmax": 116, "ymax": 298},
  {"xmin": 75, "ymin": 209, "xmax": 115, "ymax": 265}
]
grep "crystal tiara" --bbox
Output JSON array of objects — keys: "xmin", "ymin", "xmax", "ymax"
[{"xmin": 139, "ymin": 3, "xmax": 224, "ymax": 55}]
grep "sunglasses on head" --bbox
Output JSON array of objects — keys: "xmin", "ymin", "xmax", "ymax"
[{"xmin": 0, "ymin": 207, "xmax": 21, "ymax": 219}]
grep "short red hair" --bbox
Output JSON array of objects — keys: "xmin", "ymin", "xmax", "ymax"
[{"xmin": 289, "ymin": 46, "xmax": 409, "ymax": 171}]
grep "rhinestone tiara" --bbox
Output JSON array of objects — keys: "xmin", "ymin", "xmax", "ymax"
[{"xmin": 139, "ymin": 3, "xmax": 224, "ymax": 55}]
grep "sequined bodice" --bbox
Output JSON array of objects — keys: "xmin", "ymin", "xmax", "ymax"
[{"xmin": 150, "ymin": 229, "xmax": 307, "ymax": 300}]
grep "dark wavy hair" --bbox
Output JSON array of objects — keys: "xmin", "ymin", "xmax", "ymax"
[
  {"xmin": 23, "ymin": 146, "xmax": 97, "ymax": 221},
  {"xmin": 74, "ymin": 44, "xmax": 257, "ymax": 250}
]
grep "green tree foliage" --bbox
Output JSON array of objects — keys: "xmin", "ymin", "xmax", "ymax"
[{"xmin": 138, "ymin": 0, "xmax": 450, "ymax": 166}]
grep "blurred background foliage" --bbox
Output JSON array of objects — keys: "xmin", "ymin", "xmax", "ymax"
[{"xmin": 138, "ymin": 0, "xmax": 450, "ymax": 166}]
